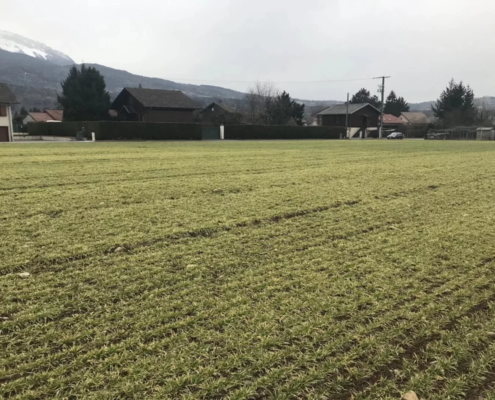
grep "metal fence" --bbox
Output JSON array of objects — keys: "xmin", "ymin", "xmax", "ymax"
[{"xmin": 427, "ymin": 127, "xmax": 478, "ymax": 140}]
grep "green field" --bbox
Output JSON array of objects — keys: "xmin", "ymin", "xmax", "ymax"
[{"xmin": 2, "ymin": 140, "xmax": 495, "ymax": 399}]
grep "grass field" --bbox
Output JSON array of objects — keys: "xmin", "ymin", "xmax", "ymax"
[{"xmin": 2, "ymin": 140, "xmax": 495, "ymax": 399}]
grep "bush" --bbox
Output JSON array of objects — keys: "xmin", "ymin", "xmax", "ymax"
[
  {"xmin": 225, "ymin": 125, "xmax": 344, "ymax": 140},
  {"xmin": 28, "ymin": 122, "xmax": 202, "ymax": 140}
]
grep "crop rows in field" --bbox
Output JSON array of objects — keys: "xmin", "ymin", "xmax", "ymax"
[{"xmin": 2, "ymin": 141, "xmax": 495, "ymax": 399}]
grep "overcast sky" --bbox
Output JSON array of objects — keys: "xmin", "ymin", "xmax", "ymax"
[{"xmin": 2, "ymin": 0, "xmax": 495, "ymax": 102}]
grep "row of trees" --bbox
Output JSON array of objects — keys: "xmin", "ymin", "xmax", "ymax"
[
  {"xmin": 349, "ymin": 88, "xmax": 410, "ymax": 116},
  {"xmin": 246, "ymin": 82, "xmax": 305, "ymax": 126}
]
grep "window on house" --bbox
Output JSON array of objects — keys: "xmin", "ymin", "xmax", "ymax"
[
  {"xmin": 335, "ymin": 116, "xmax": 341, "ymax": 123},
  {"xmin": 0, "ymin": 106, "xmax": 6, "ymax": 117}
]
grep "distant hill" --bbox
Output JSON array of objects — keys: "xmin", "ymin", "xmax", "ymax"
[
  {"xmin": 6, "ymin": 31, "xmax": 457, "ymax": 116},
  {"xmin": 0, "ymin": 48, "xmax": 249, "ymax": 110},
  {"xmin": 0, "ymin": 31, "xmax": 342, "ymax": 114},
  {"xmin": 409, "ymin": 101, "xmax": 435, "ymax": 111}
]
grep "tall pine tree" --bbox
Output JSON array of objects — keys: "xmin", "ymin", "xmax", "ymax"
[
  {"xmin": 432, "ymin": 79, "xmax": 476, "ymax": 127},
  {"xmin": 58, "ymin": 65, "xmax": 111, "ymax": 121},
  {"xmin": 350, "ymin": 88, "xmax": 381, "ymax": 109},
  {"xmin": 384, "ymin": 91, "xmax": 410, "ymax": 116},
  {"xmin": 267, "ymin": 91, "xmax": 305, "ymax": 126}
]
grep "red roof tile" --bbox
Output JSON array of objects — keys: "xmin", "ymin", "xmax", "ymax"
[
  {"xmin": 44, "ymin": 109, "xmax": 63, "ymax": 121},
  {"xmin": 29, "ymin": 112, "xmax": 52, "ymax": 122},
  {"xmin": 382, "ymin": 114, "xmax": 404, "ymax": 124}
]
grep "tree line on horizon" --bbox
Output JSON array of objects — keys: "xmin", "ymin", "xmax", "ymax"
[{"xmin": 24, "ymin": 64, "xmax": 495, "ymax": 129}]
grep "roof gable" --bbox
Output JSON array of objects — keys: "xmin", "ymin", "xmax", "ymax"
[
  {"xmin": 201, "ymin": 102, "xmax": 237, "ymax": 114},
  {"xmin": 316, "ymin": 103, "xmax": 380, "ymax": 116},
  {"xmin": 0, "ymin": 83, "xmax": 18, "ymax": 104},
  {"xmin": 28, "ymin": 112, "xmax": 52, "ymax": 122},
  {"xmin": 401, "ymin": 112, "xmax": 430, "ymax": 124},
  {"xmin": 44, "ymin": 109, "xmax": 63, "ymax": 121},
  {"xmin": 382, "ymin": 114, "xmax": 403, "ymax": 124},
  {"xmin": 123, "ymin": 88, "xmax": 199, "ymax": 109}
]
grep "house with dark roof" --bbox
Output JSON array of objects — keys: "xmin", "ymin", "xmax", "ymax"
[
  {"xmin": 111, "ymin": 87, "xmax": 200, "ymax": 123},
  {"xmin": 314, "ymin": 103, "xmax": 381, "ymax": 138},
  {"xmin": 23, "ymin": 109, "xmax": 64, "ymax": 125},
  {"xmin": 199, "ymin": 102, "xmax": 242, "ymax": 126},
  {"xmin": 0, "ymin": 83, "xmax": 19, "ymax": 142}
]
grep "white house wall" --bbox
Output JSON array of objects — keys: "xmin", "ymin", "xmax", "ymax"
[{"xmin": 0, "ymin": 105, "xmax": 14, "ymax": 141}]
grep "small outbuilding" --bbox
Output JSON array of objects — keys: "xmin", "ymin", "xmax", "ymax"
[{"xmin": 476, "ymin": 127, "xmax": 495, "ymax": 141}]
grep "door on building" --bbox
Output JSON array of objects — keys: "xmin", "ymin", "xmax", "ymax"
[
  {"xmin": 202, "ymin": 126, "xmax": 221, "ymax": 140},
  {"xmin": 0, "ymin": 127, "xmax": 9, "ymax": 142}
]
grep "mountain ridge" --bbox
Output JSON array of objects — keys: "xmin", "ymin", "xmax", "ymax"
[{"xmin": 0, "ymin": 30, "xmax": 74, "ymax": 66}]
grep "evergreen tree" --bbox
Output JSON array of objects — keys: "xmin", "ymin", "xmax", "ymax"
[
  {"xmin": 267, "ymin": 91, "xmax": 305, "ymax": 125},
  {"xmin": 432, "ymin": 79, "xmax": 476, "ymax": 126},
  {"xmin": 29, "ymin": 107, "xmax": 41, "ymax": 113},
  {"xmin": 350, "ymin": 88, "xmax": 381, "ymax": 108},
  {"xmin": 19, "ymin": 107, "xmax": 28, "ymax": 117},
  {"xmin": 384, "ymin": 91, "xmax": 410, "ymax": 116},
  {"xmin": 58, "ymin": 64, "xmax": 111, "ymax": 121},
  {"xmin": 292, "ymin": 102, "xmax": 305, "ymax": 126}
]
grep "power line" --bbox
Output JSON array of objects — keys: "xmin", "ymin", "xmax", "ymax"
[{"xmin": 165, "ymin": 77, "xmax": 377, "ymax": 84}]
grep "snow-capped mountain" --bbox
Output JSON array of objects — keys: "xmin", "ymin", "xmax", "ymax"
[{"xmin": 0, "ymin": 30, "xmax": 74, "ymax": 66}]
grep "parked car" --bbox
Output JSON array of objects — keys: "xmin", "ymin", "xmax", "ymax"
[{"xmin": 387, "ymin": 132, "xmax": 404, "ymax": 140}]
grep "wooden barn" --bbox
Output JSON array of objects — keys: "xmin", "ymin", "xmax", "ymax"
[{"xmin": 111, "ymin": 87, "xmax": 200, "ymax": 123}]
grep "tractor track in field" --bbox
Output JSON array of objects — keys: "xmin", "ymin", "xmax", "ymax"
[
  {"xmin": 0, "ymin": 165, "xmax": 305, "ymax": 195},
  {"xmin": 0, "ymin": 183, "xmax": 443, "ymax": 276}
]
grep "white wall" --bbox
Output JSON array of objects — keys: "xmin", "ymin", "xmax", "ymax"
[
  {"xmin": 23, "ymin": 115, "xmax": 35, "ymax": 125},
  {"xmin": 0, "ymin": 105, "xmax": 14, "ymax": 141}
]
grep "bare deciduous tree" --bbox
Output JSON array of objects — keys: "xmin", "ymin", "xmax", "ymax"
[
  {"xmin": 245, "ymin": 81, "xmax": 278, "ymax": 125},
  {"xmin": 475, "ymin": 103, "xmax": 495, "ymax": 127}
]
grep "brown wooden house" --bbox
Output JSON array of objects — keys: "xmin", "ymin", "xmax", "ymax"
[
  {"xmin": 314, "ymin": 103, "xmax": 381, "ymax": 138},
  {"xmin": 111, "ymin": 88, "xmax": 199, "ymax": 123}
]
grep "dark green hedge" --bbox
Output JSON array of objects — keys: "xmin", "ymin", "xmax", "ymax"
[
  {"xmin": 94, "ymin": 122, "xmax": 201, "ymax": 140},
  {"xmin": 28, "ymin": 122, "xmax": 202, "ymax": 140},
  {"xmin": 27, "ymin": 122, "xmax": 91, "ymax": 137},
  {"xmin": 225, "ymin": 125, "xmax": 345, "ymax": 140}
]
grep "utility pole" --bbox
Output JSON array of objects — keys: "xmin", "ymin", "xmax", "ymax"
[
  {"xmin": 345, "ymin": 93, "xmax": 349, "ymax": 139},
  {"xmin": 373, "ymin": 76, "xmax": 390, "ymax": 139}
]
